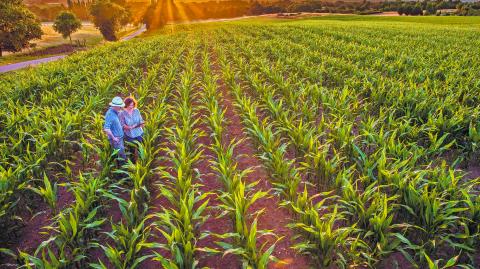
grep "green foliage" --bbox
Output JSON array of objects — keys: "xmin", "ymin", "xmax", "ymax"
[
  {"xmin": 29, "ymin": 174, "xmax": 58, "ymax": 215},
  {"xmin": 0, "ymin": 0, "xmax": 43, "ymax": 56},
  {"xmin": 90, "ymin": 0, "xmax": 130, "ymax": 41},
  {"xmin": 53, "ymin": 11, "xmax": 82, "ymax": 43}
]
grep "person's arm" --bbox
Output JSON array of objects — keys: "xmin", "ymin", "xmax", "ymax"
[
  {"xmin": 104, "ymin": 128, "xmax": 118, "ymax": 142},
  {"xmin": 127, "ymin": 110, "xmax": 144, "ymax": 129},
  {"xmin": 119, "ymin": 112, "xmax": 130, "ymax": 131}
]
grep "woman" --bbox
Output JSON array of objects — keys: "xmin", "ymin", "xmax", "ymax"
[{"xmin": 120, "ymin": 96, "xmax": 145, "ymax": 161}]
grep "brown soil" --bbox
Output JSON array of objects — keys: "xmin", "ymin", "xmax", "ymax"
[
  {"xmin": 86, "ymin": 183, "xmax": 131, "ymax": 267},
  {"xmin": 1, "ymin": 184, "xmax": 74, "ymax": 262},
  {"xmin": 212, "ymin": 58, "xmax": 313, "ymax": 269},
  {"xmin": 189, "ymin": 54, "xmax": 241, "ymax": 267},
  {"xmin": 194, "ymin": 103, "xmax": 241, "ymax": 268},
  {"xmin": 464, "ymin": 161, "xmax": 480, "ymax": 180},
  {"xmin": 0, "ymin": 153, "xmax": 88, "ymax": 267},
  {"xmin": 5, "ymin": 150, "xmax": 130, "ymax": 268},
  {"xmin": 377, "ymin": 251, "xmax": 414, "ymax": 269},
  {"xmin": 139, "ymin": 137, "xmax": 176, "ymax": 269}
]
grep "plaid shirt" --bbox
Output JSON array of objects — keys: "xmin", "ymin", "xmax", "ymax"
[{"xmin": 120, "ymin": 108, "xmax": 144, "ymax": 138}]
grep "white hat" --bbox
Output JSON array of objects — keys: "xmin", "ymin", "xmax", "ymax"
[{"xmin": 109, "ymin": 96, "xmax": 125, "ymax": 107}]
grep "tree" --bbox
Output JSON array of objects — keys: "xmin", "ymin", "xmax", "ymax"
[
  {"xmin": 53, "ymin": 11, "xmax": 82, "ymax": 44},
  {"xmin": 90, "ymin": 0, "xmax": 130, "ymax": 41},
  {"xmin": 143, "ymin": 0, "xmax": 170, "ymax": 29},
  {"xmin": 403, "ymin": 4, "xmax": 413, "ymax": 15},
  {"xmin": 412, "ymin": 4, "xmax": 423, "ymax": 15},
  {"xmin": 0, "ymin": 0, "xmax": 43, "ymax": 57},
  {"xmin": 425, "ymin": 2, "xmax": 437, "ymax": 15}
]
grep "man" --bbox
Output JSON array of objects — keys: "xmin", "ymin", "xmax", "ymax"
[{"xmin": 103, "ymin": 96, "xmax": 126, "ymax": 164}]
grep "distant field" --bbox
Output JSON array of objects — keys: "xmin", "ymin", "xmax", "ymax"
[
  {"xmin": 309, "ymin": 14, "xmax": 480, "ymax": 24},
  {"xmin": 1, "ymin": 15, "xmax": 479, "ymax": 269},
  {"xmin": 34, "ymin": 22, "xmax": 103, "ymax": 48}
]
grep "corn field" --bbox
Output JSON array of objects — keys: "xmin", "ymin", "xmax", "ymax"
[{"xmin": 0, "ymin": 16, "xmax": 479, "ymax": 269}]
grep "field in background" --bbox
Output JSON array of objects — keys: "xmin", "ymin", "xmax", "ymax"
[
  {"xmin": 308, "ymin": 14, "xmax": 480, "ymax": 24},
  {"xmin": 33, "ymin": 22, "xmax": 103, "ymax": 48},
  {"xmin": 0, "ymin": 15, "xmax": 479, "ymax": 269}
]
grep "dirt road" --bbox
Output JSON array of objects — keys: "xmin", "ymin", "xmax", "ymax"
[
  {"xmin": 0, "ymin": 55, "xmax": 67, "ymax": 74},
  {"xmin": 122, "ymin": 24, "xmax": 147, "ymax": 41}
]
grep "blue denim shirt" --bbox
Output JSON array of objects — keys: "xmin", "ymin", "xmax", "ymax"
[
  {"xmin": 120, "ymin": 108, "xmax": 144, "ymax": 138},
  {"xmin": 103, "ymin": 108, "xmax": 124, "ymax": 138}
]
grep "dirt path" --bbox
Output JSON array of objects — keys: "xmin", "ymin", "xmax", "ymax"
[
  {"xmin": 194, "ymin": 96, "xmax": 241, "ymax": 268},
  {"xmin": 122, "ymin": 24, "xmax": 147, "ymax": 41},
  {"xmin": 0, "ymin": 152, "xmax": 90, "ymax": 267},
  {"xmin": 0, "ymin": 55, "xmax": 67, "ymax": 73},
  {"xmin": 210, "ymin": 57, "xmax": 312, "ymax": 269},
  {"xmin": 2, "ymin": 185, "xmax": 74, "ymax": 262}
]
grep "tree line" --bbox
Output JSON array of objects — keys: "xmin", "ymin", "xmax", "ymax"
[
  {"xmin": 0, "ymin": 0, "xmax": 135, "ymax": 56},
  {"xmin": 248, "ymin": 0, "xmax": 480, "ymax": 16},
  {"xmin": 382, "ymin": 0, "xmax": 480, "ymax": 16}
]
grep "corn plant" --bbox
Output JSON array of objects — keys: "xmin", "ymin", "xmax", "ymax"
[
  {"xmin": 220, "ymin": 52, "xmax": 366, "ymax": 267},
  {"xmin": 421, "ymin": 252, "xmax": 474, "ymax": 269},
  {"xmin": 199, "ymin": 49, "xmax": 281, "ymax": 268},
  {"xmin": 90, "ymin": 219, "xmax": 156, "ymax": 269},
  {"xmin": 290, "ymin": 206, "xmax": 365, "ymax": 268},
  {"xmin": 29, "ymin": 174, "xmax": 58, "ymax": 215},
  {"xmin": 215, "ymin": 217, "xmax": 280, "ymax": 269},
  {"xmin": 151, "ymin": 46, "xmax": 214, "ymax": 269}
]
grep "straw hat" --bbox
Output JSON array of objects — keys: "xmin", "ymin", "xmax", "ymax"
[{"xmin": 109, "ymin": 96, "xmax": 125, "ymax": 107}]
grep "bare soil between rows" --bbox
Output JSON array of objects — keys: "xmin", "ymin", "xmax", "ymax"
[
  {"xmin": 0, "ymin": 152, "xmax": 87, "ymax": 267},
  {"xmin": 210, "ymin": 56, "xmax": 313, "ymax": 269}
]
